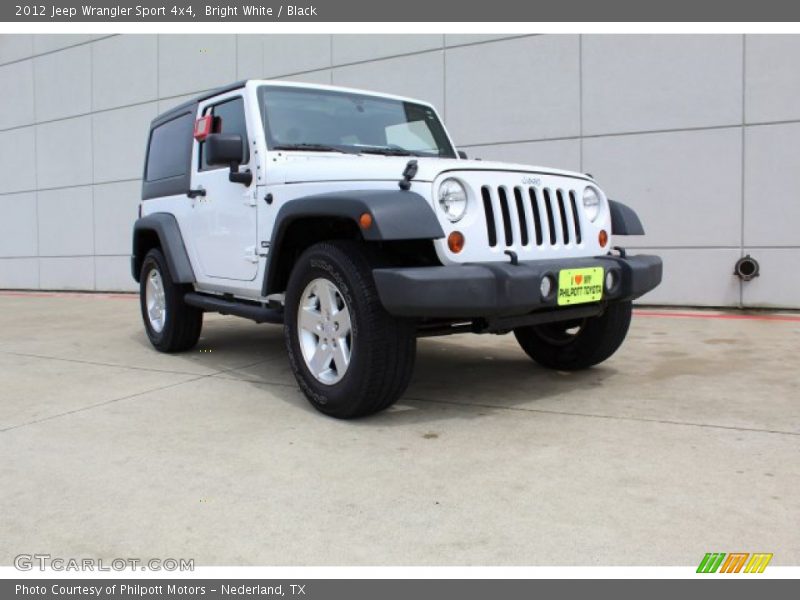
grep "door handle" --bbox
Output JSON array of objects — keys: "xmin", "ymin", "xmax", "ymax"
[{"xmin": 187, "ymin": 188, "xmax": 206, "ymax": 199}]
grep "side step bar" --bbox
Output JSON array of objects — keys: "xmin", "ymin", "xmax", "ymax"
[{"xmin": 184, "ymin": 292, "xmax": 284, "ymax": 324}]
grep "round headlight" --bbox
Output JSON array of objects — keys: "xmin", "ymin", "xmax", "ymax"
[
  {"xmin": 582, "ymin": 187, "xmax": 601, "ymax": 223},
  {"xmin": 438, "ymin": 179, "xmax": 468, "ymax": 222}
]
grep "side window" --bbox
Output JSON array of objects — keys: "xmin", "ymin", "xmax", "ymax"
[
  {"xmin": 199, "ymin": 96, "xmax": 250, "ymax": 171},
  {"xmin": 145, "ymin": 113, "xmax": 193, "ymax": 182}
]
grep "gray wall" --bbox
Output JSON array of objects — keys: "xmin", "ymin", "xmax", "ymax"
[{"xmin": 0, "ymin": 33, "xmax": 798, "ymax": 307}]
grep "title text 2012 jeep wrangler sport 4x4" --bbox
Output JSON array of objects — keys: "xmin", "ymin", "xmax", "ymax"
[{"xmin": 132, "ymin": 80, "xmax": 662, "ymax": 418}]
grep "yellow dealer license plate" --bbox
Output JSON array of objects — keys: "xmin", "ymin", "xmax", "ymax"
[{"xmin": 557, "ymin": 267, "xmax": 604, "ymax": 306}]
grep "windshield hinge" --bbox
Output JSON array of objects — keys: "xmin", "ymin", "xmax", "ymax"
[{"xmin": 398, "ymin": 159, "xmax": 418, "ymax": 191}]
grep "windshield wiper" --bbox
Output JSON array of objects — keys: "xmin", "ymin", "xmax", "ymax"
[
  {"xmin": 359, "ymin": 147, "xmax": 421, "ymax": 157},
  {"xmin": 272, "ymin": 143, "xmax": 358, "ymax": 154}
]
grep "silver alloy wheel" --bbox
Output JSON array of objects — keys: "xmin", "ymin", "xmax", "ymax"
[
  {"xmin": 297, "ymin": 278, "xmax": 353, "ymax": 385},
  {"xmin": 145, "ymin": 268, "xmax": 167, "ymax": 333}
]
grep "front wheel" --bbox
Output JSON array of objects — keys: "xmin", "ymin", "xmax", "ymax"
[
  {"xmin": 284, "ymin": 241, "xmax": 417, "ymax": 419},
  {"xmin": 513, "ymin": 301, "xmax": 632, "ymax": 370}
]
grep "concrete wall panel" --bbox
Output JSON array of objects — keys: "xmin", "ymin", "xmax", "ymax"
[
  {"xmin": 583, "ymin": 128, "xmax": 742, "ymax": 248},
  {"xmin": 92, "ymin": 103, "xmax": 158, "ymax": 184},
  {"xmin": 0, "ymin": 127, "xmax": 36, "ymax": 195},
  {"xmin": 0, "ymin": 60, "xmax": 35, "ymax": 129},
  {"xmin": 37, "ymin": 186, "xmax": 94, "ymax": 257},
  {"xmin": 0, "ymin": 193, "xmax": 38, "ymax": 257},
  {"xmin": 745, "ymin": 35, "xmax": 800, "ymax": 124},
  {"xmin": 333, "ymin": 34, "xmax": 442, "ymax": 64},
  {"xmin": 445, "ymin": 36, "xmax": 580, "ymax": 145},
  {"xmin": 583, "ymin": 35, "xmax": 742, "ymax": 135},
  {"xmin": 158, "ymin": 35, "xmax": 237, "ymax": 98},
  {"xmin": 332, "ymin": 52, "xmax": 445, "ymax": 109},
  {"xmin": 0, "ymin": 258, "xmax": 38, "ymax": 289},
  {"xmin": 0, "ymin": 33, "xmax": 796, "ymax": 306},
  {"xmin": 36, "ymin": 116, "xmax": 93, "ymax": 189},
  {"xmin": 263, "ymin": 35, "xmax": 332, "ymax": 78},
  {"xmin": 39, "ymin": 257, "xmax": 94, "ymax": 290},
  {"xmin": 741, "ymin": 248, "xmax": 800, "ymax": 308},
  {"xmin": 93, "ymin": 181, "xmax": 141, "ymax": 257},
  {"xmin": 0, "ymin": 35, "xmax": 33, "ymax": 64},
  {"xmin": 743, "ymin": 122, "xmax": 800, "ymax": 247},
  {"xmin": 92, "ymin": 35, "xmax": 158, "ymax": 111},
  {"xmin": 34, "ymin": 44, "xmax": 91, "ymax": 122}
]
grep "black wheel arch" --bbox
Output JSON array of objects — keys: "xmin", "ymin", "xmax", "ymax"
[
  {"xmin": 262, "ymin": 190, "xmax": 444, "ymax": 296},
  {"xmin": 131, "ymin": 213, "xmax": 195, "ymax": 284},
  {"xmin": 608, "ymin": 200, "xmax": 645, "ymax": 236}
]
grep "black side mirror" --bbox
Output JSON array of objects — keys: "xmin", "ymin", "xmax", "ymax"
[
  {"xmin": 457, "ymin": 150, "xmax": 468, "ymax": 159},
  {"xmin": 205, "ymin": 133, "xmax": 252, "ymax": 186},
  {"xmin": 205, "ymin": 133, "xmax": 244, "ymax": 165}
]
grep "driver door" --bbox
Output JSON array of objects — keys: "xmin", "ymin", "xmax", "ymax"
[{"xmin": 190, "ymin": 94, "xmax": 258, "ymax": 281}]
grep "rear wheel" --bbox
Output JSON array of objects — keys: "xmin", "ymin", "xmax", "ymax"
[
  {"xmin": 139, "ymin": 248, "xmax": 203, "ymax": 352},
  {"xmin": 284, "ymin": 241, "xmax": 417, "ymax": 419},
  {"xmin": 513, "ymin": 301, "xmax": 632, "ymax": 370}
]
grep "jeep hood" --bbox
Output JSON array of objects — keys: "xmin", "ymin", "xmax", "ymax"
[{"xmin": 271, "ymin": 154, "xmax": 591, "ymax": 186}]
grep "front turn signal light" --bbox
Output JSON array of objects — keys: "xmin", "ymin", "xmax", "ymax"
[
  {"xmin": 359, "ymin": 212, "xmax": 373, "ymax": 229},
  {"xmin": 448, "ymin": 231, "xmax": 465, "ymax": 253},
  {"xmin": 598, "ymin": 229, "xmax": 608, "ymax": 248}
]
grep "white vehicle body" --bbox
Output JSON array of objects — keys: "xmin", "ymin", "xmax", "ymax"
[
  {"xmin": 134, "ymin": 79, "xmax": 662, "ymax": 419},
  {"xmin": 140, "ymin": 80, "xmax": 611, "ymax": 302}
]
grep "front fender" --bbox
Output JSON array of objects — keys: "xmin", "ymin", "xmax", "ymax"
[
  {"xmin": 263, "ymin": 190, "xmax": 444, "ymax": 295},
  {"xmin": 273, "ymin": 190, "xmax": 444, "ymax": 242},
  {"xmin": 608, "ymin": 200, "xmax": 645, "ymax": 236}
]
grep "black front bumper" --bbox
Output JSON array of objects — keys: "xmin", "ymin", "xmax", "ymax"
[{"xmin": 372, "ymin": 254, "xmax": 662, "ymax": 318}]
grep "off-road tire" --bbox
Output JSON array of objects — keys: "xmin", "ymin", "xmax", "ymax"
[
  {"xmin": 513, "ymin": 301, "xmax": 632, "ymax": 370},
  {"xmin": 284, "ymin": 241, "xmax": 417, "ymax": 419},
  {"xmin": 139, "ymin": 248, "xmax": 203, "ymax": 352}
]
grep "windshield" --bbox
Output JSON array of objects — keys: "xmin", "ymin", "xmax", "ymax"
[{"xmin": 258, "ymin": 86, "xmax": 456, "ymax": 158}]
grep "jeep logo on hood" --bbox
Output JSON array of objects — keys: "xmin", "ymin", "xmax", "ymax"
[{"xmin": 521, "ymin": 176, "xmax": 542, "ymax": 186}]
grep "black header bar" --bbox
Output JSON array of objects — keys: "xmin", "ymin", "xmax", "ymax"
[{"xmin": 3, "ymin": 0, "xmax": 800, "ymax": 22}]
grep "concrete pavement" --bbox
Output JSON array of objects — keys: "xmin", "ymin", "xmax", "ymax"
[{"xmin": 0, "ymin": 292, "xmax": 798, "ymax": 566}]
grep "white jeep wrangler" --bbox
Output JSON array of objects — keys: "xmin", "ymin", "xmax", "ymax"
[{"xmin": 133, "ymin": 80, "xmax": 662, "ymax": 418}]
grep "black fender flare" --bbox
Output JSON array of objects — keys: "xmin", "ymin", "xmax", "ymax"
[
  {"xmin": 131, "ymin": 213, "xmax": 195, "ymax": 283},
  {"xmin": 263, "ymin": 190, "xmax": 444, "ymax": 295},
  {"xmin": 608, "ymin": 200, "xmax": 645, "ymax": 235}
]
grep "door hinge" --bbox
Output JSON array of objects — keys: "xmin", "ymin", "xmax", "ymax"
[
  {"xmin": 245, "ymin": 246, "xmax": 260, "ymax": 263},
  {"xmin": 245, "ymin": 190, "xmax": 257, "ymax": 207}
]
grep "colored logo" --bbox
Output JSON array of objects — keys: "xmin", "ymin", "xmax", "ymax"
[{"xmin": 696, "ymin": 552, "xmax": 773, "ymax": 573}]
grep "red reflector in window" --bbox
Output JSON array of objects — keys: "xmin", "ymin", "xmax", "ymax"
[{"xmin": 193, "ymin": 115, "xmax": 213, "ymax": 141}]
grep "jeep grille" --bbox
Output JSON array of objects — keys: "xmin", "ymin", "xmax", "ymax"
[{"xmin": 480, "ymin": 185, "xmax": 582, "ymax": 249}]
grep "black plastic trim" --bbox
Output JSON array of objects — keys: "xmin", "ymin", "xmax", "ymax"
[
  {"xmin": 262, "ymin": 190, "xmax": 445, "ymax": 295},
  {"xmin": 184, "ymin": 292, "xmax": 283, "ymax": 324},
  {"xmin": 142, "ymin": 81, "xmax": 249, "ymax": 201},
  {"xmin": 141, "ymin": 108, "xmax": 197, "ymax": 200},
  {"xmin": 153, "ymin": 80, "xmax": 247, "ymax": 123},
  {"xmin": 372, "ymin": 254, "xmax": 662, "ymax": 318},
  {"xmin": 608, "ymin": 200, "xmax": 645, "ymax": 235},
  {"xmin": 131, "ymin": 213, "xmax": 195, "ymax": 284}
]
